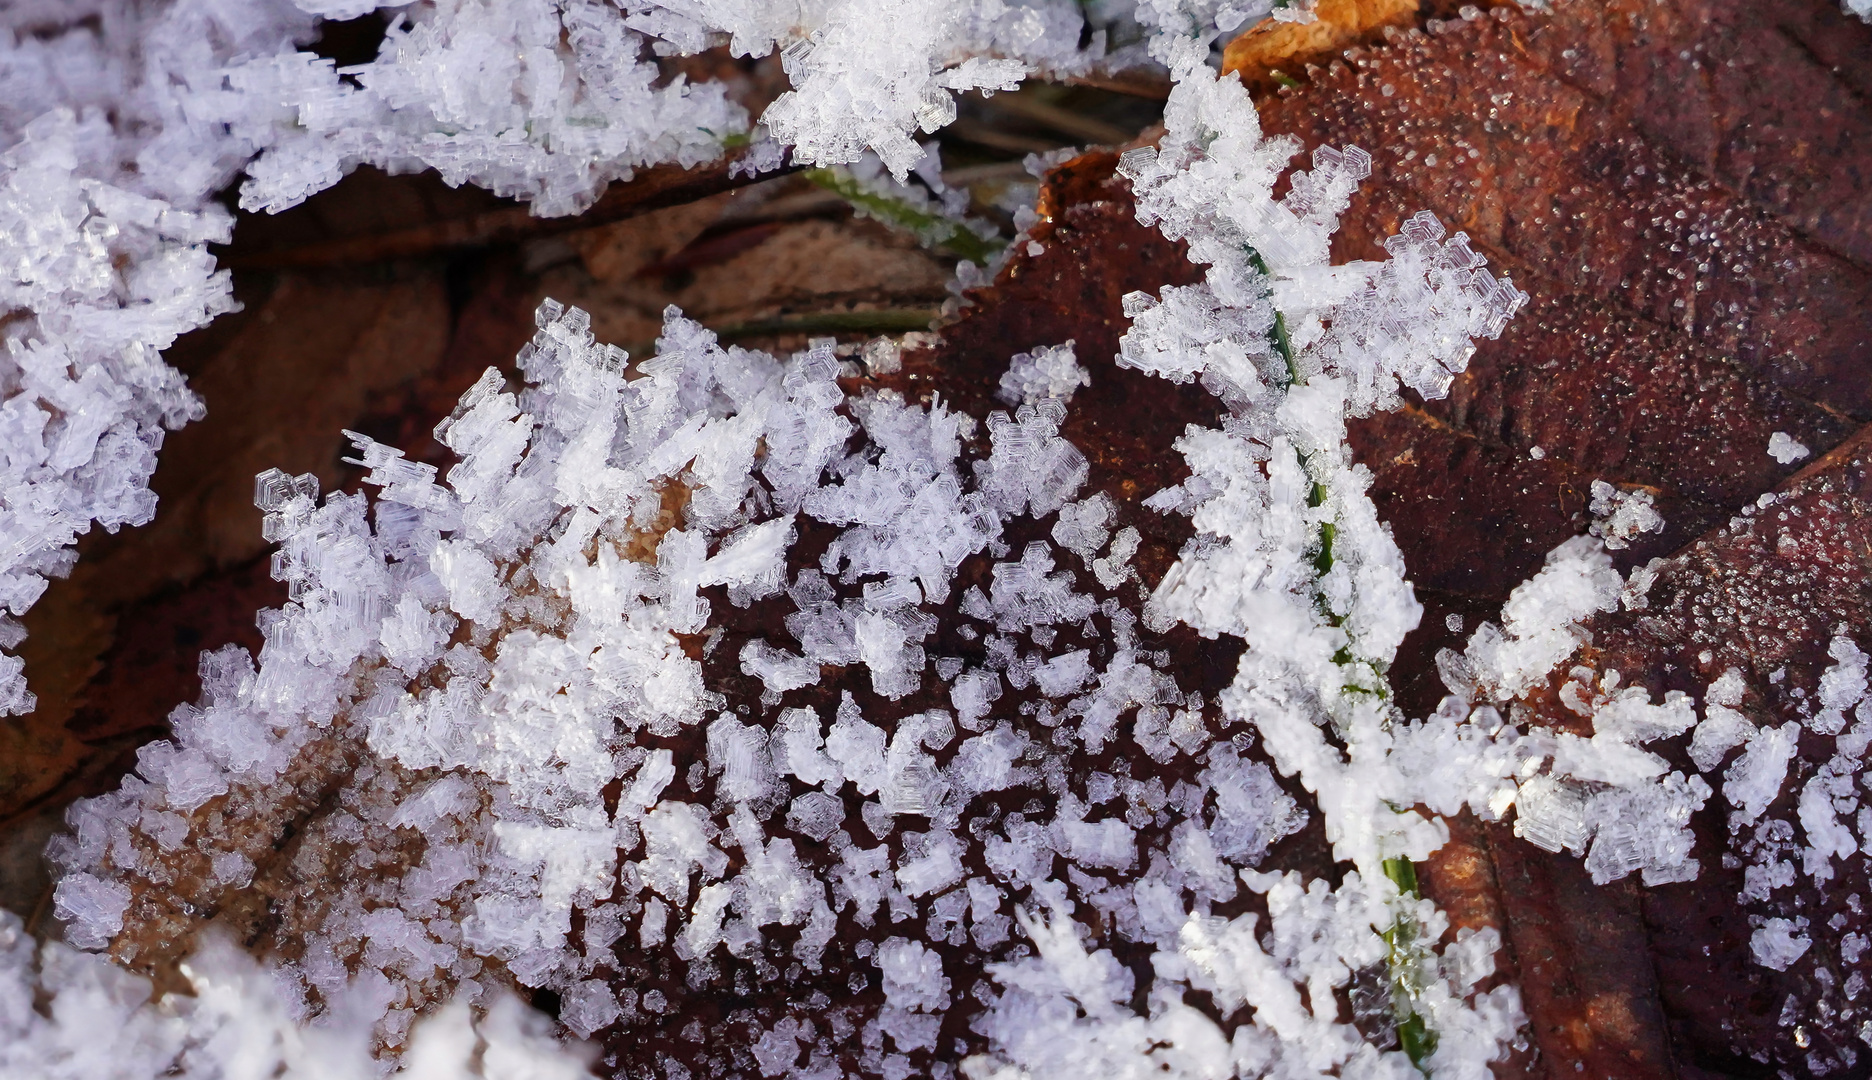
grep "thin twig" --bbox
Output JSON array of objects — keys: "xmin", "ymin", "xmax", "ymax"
[
  {"xmin": 24, "ymin": 879, "xmax": 52, "ymax": 938},
  {"xmin": 988, "ymin": 93, "xmax": 1135, "ymax": 146},
  {"xmin": 712, "ymin": 309, "xmax": 940, "ymax": 340},
  {"xmin": 225, "ymin": 151, "xmax": 800, "ymax": 270},
  {"xmin": 1061, "ymin": 70, "xmax": 1175, "ymax": 100}
]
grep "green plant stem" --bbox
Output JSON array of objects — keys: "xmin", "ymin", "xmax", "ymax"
[
  {"xmin": 1256, "ymin": 238, "xmax": 1428, "ymax": 1070},
  {"xmin": 1383, "ymin": 856, "xmax": 1437, "ymax": 1069},
  {"xmin": 803, "ymin": 167, "xmax": 1005, "ymax": 264}
]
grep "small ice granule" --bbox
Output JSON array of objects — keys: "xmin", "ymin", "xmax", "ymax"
[
  {"xmin": 1445, "ymin": 612, "xmax": 1464, "ymax": 633},
  {"xmin": 1725, "ymin": 722, "xmax": 1801, "ymax": 823},
  {"xmin": 751, "ymin": 1017, "xmax": 808, "ymax": 1077},
  {"xmin": 876, "ymin": 937, "xmax": 949, "ymax": 1012},
  {"xmin": 1751, "ymin": 916, "xmax": 1812, "ymax": 971},
  {"xmin": 996, "ymin": 341, "xmax": 1089, "ymax": 407},
  {"xmin": 559, "ymin": 980, "xmax": 623, "ymax": 1038},
  {"xmin": 861, "ymin": 337, "xmax": 903, "ymax": 375},
  {"xmin": 786, "ymin": 791, "xmax": 846, "ymax": 842},
  {"xmin": 1587, "ymin": 480, "xmax": 1664, "ymax": 550},
  {"xmin": 1812, "ymin": 633, "xmax": 1869, "ymax": 735},
  {"xmin": 1528, "ymin": 445, "xmax": 1545, "ymax": 459},
  {"xmin": 1768, "ymin": 431, "xmax": 1810, "ymax": 464},
  {"xmin": 51, "ymin": 872, "xmax": 132, "ymax": 950},
  {"xmin": 1052, "ymin": 494, "xmax": 1114, "ymax": 560}
]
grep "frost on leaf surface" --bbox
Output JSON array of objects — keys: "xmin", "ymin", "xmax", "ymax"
[
  {"xmin": 14, "ymin": 0, "xmax": 1872, "ymax": 1072},
  {"xmin": 20, "ymin": 13, "xmax": 1561, "ymax": 1073}
]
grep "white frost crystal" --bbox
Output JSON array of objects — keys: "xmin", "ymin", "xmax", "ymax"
[
  {"xmin": 998, "ymin": 341, "xmax": 1090, "ymax": 406},
  {"xmin": 1587, "ymin": 480, "xmax": 1664, "ymax": 550},
  {"xmin": 1751, "ymin": 916, "xmax": 1813, "ymax": 972},
  {"xmin": 1767, "ymin": 430, "xmax": 1811, "ymax": 464},
  {"xmin": 1430, "ymin": 535, "xmax": 1621, "ymax": 716}
]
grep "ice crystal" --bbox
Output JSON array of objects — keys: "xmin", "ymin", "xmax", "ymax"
[
  {"xmin": 1586, "ymin": 480, "xmax": 1664, "ymax": 551},
  {"xmin": 1768, "ymin": 430, "xmax": 1812, "ymax": 465}
]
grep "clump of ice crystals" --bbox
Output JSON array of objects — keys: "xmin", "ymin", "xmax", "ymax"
[
  {"xmin": 44, "ymin": 6, "xmax": 1831, "ymax": 1077},
  {"xmin": 0, "ymin": 0, "xmax": 1136, "ymax": 714},
  {"xmin": 1767, "ymin": 430, "xmax": 1811, "ymax": 465},
  {"xmin": 30, "ymin": 0, "xmax": 1858, "ymax": 1065},
  {"xmin": 1416, "ymin": 536, "xmax": 1713, "ymax": 889},
  {"xmin": 997, "ymin": 341, "xmax": 1090, "ymax": 406},
  {"xmin": 9, "ymin": 3, "xmax": 1859, "ymax": 1062},
  {"xmin": 1586, "ymin": 480, "xmax": 1664, "ymax": 550},
  {"xmin": 1434, "ymin": 478, "xmax": 1872, "ymax": 992},
  {"xmin": 39, "ymin": 299, "xmax": 1317, "ymax": 1073}
]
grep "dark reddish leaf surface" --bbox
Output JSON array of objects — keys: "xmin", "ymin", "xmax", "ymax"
[
  {"xmin": 1512, "ymin": 427, "xmax": 1872, "ymax": 1077},
  {"xmin": 1516, "ymin": 0, "xmax": 1872, "ymax": 268}
]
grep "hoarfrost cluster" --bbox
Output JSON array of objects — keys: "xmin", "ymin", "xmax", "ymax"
[{"xmin": 1, "ymin": 909, "xmax": 598, "ymax": 1080}]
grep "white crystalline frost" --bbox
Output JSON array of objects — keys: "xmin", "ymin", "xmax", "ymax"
[
  {"xmin": 1443, "ymin": 535, "xmax": 1622, "ymax": 704},
  {"xmin": 1688, "ymin": 668, "xmax": 1754, "ymax": 773},
  {"xmin": 1751, "ymin": 917, "xmax": 1812, "ymax": 971},
  {"xmin": 1812, "ymin": 632, "xmax": 1868, "ymax": 735},
  {"xmin": 1587, "ymin": 480, "xmax": 1665, "ymax": 550},
  {"xmin": 4, "ymin": 3, "xmax": 1575, "ymax": 1073},
  {"xmin": 34, "ymin": 248, "xmax": 1523, "ymax": 1077},
  {"xmin": 998, "ymin": 341, "xmax": 1090, "ymax": 406},
  {"xmin": 1726, "ymin": 721, "xmax": 1800, "ymax": 824},
  {"xmin": 963, "ymin": 31, "xmax": 1529, "ymax": 1080},
  {"xmin": 1767, "ymin": 430, "xmax": 1811, "ymax": 464},
  {"xmin": 0, "ymin": 909, "xmax": 598, "ymax": 1080}
]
